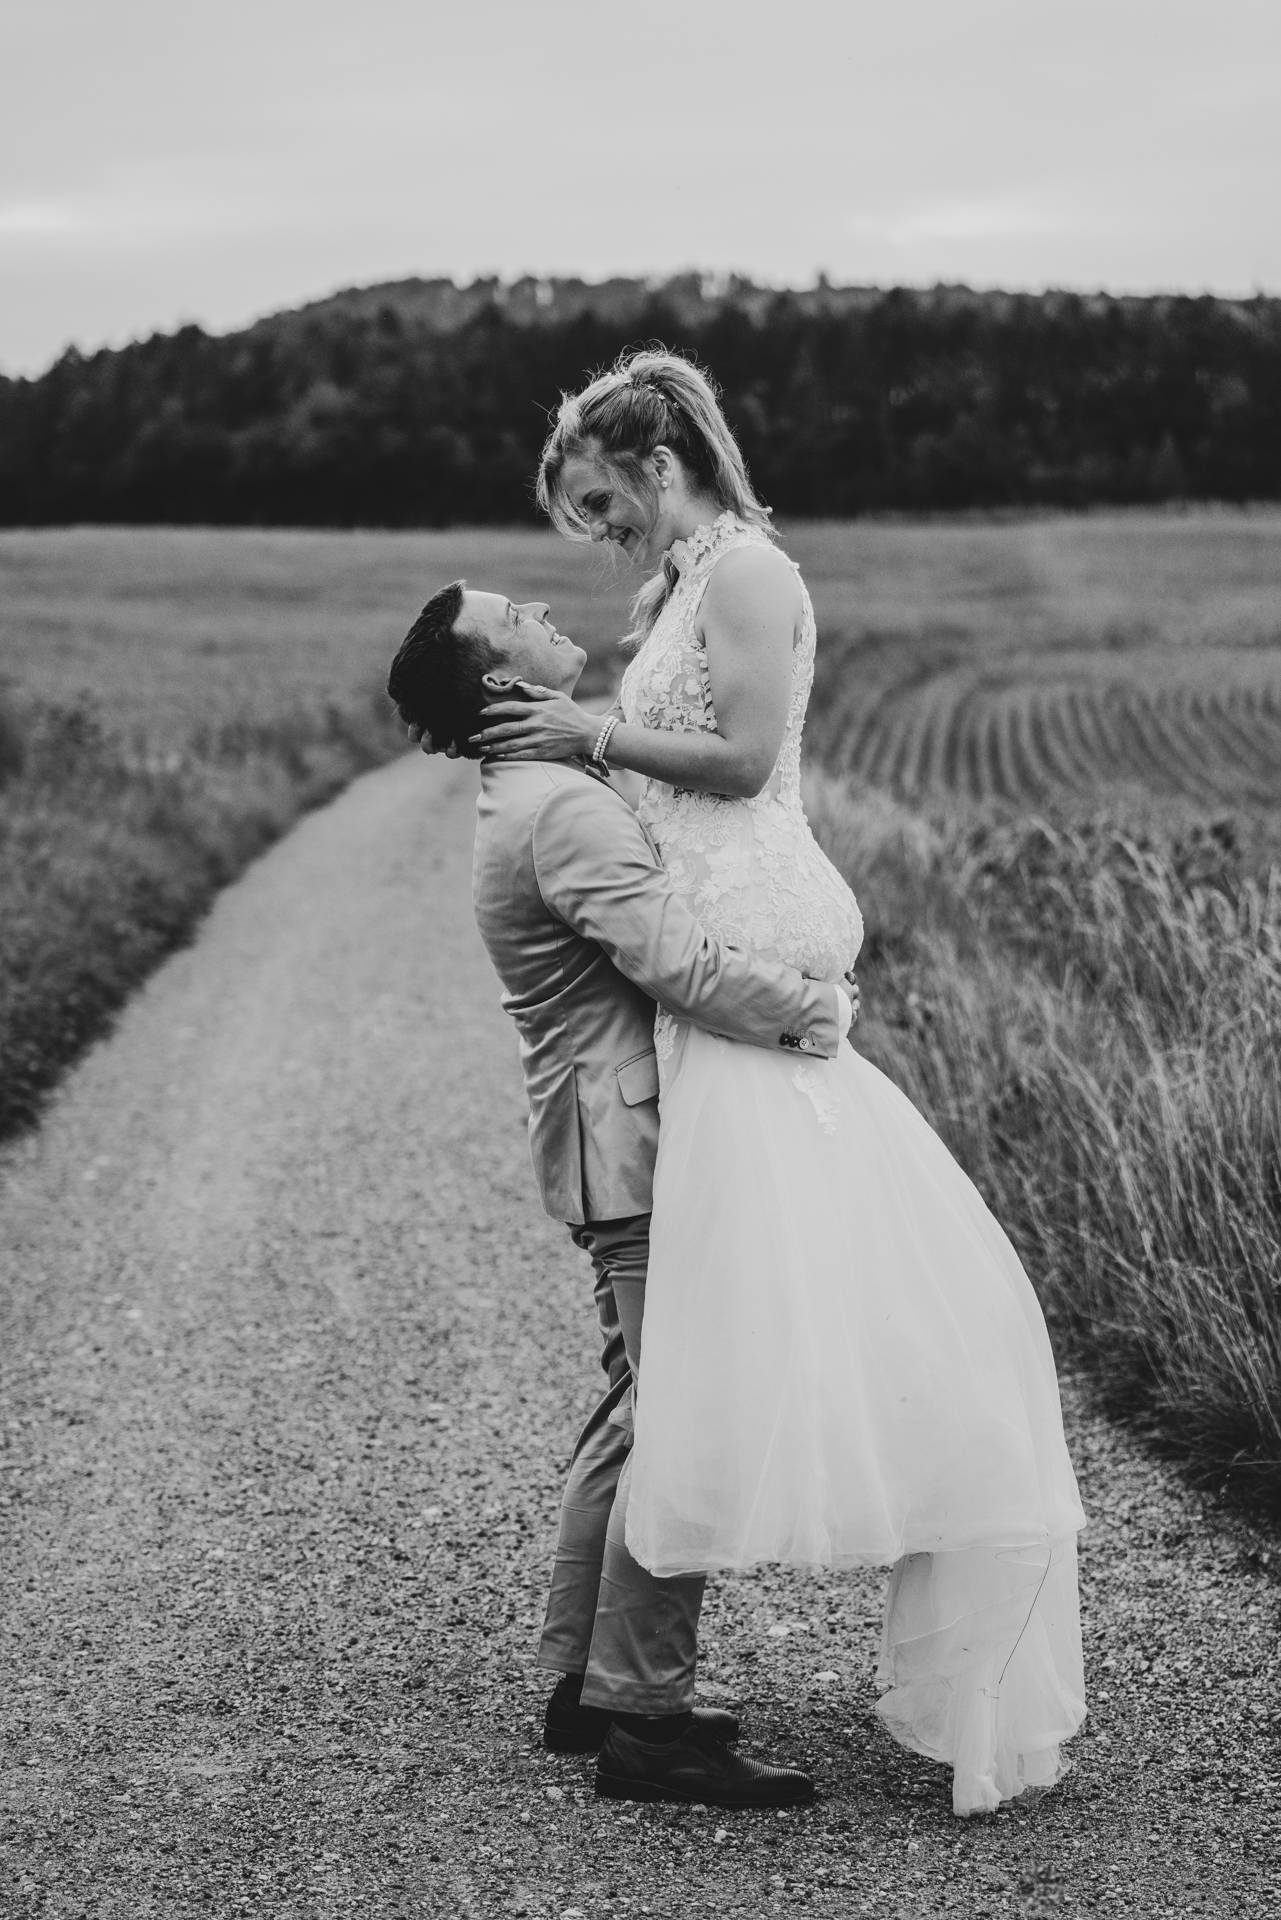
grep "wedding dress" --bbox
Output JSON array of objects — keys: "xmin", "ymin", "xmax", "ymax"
[{"xmin": 619, "ymin": 512, "xmax": 1087, "ymax": 1815}]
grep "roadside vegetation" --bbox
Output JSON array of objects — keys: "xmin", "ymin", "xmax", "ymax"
[
  {"xmin": 0, "ymin": 688, "xmax": 399, "ymax": 1136},
  {"xmin": 806, "ymin": 772, "xmax": 1281, "ymax": 1511}
]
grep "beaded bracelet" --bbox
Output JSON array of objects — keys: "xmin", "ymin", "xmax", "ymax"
[{"xmin": 590, "ymin": 714, "xmax": 620, "ymax": 772}]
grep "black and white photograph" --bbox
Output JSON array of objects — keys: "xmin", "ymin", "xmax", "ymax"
[{"xmin": 1, "ymin": 3, "xmax": 1279, "ymax": 1915}]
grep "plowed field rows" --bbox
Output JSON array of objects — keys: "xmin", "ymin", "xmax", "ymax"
[{"xmin": 827, "ymin": 654, "xmax": 1281, "ymax": 809}]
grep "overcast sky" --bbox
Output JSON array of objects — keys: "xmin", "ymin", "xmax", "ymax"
[{"xmin": 2, "ymin": 0, "xmax": 1279, "ymax": 376}]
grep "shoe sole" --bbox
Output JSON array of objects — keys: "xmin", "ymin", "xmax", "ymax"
[
  {"xmin": 545, "ymin": 1721, "xmax": 741, "ymax": 1756},
  {"xmin": 543, "ymin": 1730, "xmax": 601, "ymax": 1754},
  {"xmin": 595, "ymin": 1771, "xmax": 814, "ymax": 1809}
]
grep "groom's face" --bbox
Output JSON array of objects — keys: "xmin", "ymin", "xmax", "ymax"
[{"xmin": 460, "ymin": 591, "xmax": 587, "ymax": 694}]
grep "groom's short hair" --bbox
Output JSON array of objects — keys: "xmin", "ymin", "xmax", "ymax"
[{"xmin": 386, "ymin": 580, "xmax": 500, "ymax": 758}]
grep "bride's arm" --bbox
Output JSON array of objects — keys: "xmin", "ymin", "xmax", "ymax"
[{"xmin": 470, "ymin": 549, "xmax": 800, "ymax": 799}]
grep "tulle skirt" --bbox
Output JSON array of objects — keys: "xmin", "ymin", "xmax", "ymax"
[{"xmin": 625, "ymin": 1023, "xmax": 1087, "ymax": 1815}]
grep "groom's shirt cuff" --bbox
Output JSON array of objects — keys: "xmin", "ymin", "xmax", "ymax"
[{"xmin": 834, "ymin": 985, "xmax": 852, "ymax": 1036}]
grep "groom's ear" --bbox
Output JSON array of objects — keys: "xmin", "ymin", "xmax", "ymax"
[{"xmin": 481, "ymin": 672, "xmax": 519, "ymax": 694}]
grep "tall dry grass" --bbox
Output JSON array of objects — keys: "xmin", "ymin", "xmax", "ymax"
[
  {"xmin": 0, "ymin": 688, "xmax": 401, "ymax": 1138},
  {"xmin": 805, "ymin": 772, "xmax": 1281, "ymax": 1508}
]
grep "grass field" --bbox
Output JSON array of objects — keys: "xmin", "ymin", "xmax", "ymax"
[
  {"xmin": 2, "ymin": 513, "xmax": 1279, "ymax": 1505},
  {"xmin": 0, "ymin": 527, "xmax": 638, "ymax": 1135},
  {"xmin": 6, "ymin": 508, "xmax": 1279, "ymax": 746},
  {"xmin": 0, "ymin": 525, "xmax": 636, "ymax": 729},
  {"xmin": 793, "ymin": 510, "xmax": 1281, "ymax": 813}
]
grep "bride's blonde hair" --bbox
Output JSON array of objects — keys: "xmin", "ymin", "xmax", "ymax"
[{"xmin": 537, "ymin": 348, "xmax": 773, "ymax": 647}]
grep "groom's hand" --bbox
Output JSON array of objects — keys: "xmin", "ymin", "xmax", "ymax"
[{"xmin": 843, "ymin": 968, "xmax": 861, "ymax": 1029}]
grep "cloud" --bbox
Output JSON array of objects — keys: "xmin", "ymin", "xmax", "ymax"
[
  {"xmin": 0, "ymin": 177, "xmax": 294, "ymax": 252},
  {"xmin": 847, "ymin": 196, "xmax": 1098, "ymax": 249},
  {"xmin": 0, "ymin": 202, "xmax": 79, "ymax": 239}
]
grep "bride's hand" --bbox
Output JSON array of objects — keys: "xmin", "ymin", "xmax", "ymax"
[
  {"xmin": 470, "ymin": 683, "xmax": 600, "ymax": 762},
  {"xmin": 802, "ymin": 968, "xmax": 861, "ymax": 1029}
]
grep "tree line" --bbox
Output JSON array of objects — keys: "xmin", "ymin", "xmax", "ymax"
[{"xmin": 1, "ymin": 276, "xmax": 1278, "ymax": 525}]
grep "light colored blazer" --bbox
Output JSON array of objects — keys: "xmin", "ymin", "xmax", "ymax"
[{"xmin": 472, "ymin": 759, "xmax": 842, "ymax": 1225}]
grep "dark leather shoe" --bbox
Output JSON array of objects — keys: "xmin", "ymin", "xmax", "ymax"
[
  {"xmin": 594, "ymin": 1724, "xmax": 815, "ymax": 1807},
  {"xmin": 543, "ymin": 1684, "xmax": 739, "ymax": 1755}
]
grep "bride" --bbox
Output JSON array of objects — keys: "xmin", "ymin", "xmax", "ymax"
[{"xmin": 471, "ymin": 349, "xmax": 1087, "ymax": 1815}]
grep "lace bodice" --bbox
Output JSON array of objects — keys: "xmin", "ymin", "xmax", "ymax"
[{"xmin": 619, "ymin": 512, "xmax": 864, "ymax": 987}]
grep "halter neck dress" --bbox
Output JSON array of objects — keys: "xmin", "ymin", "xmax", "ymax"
[{"xmin": 617, "ymin": 512, "xmax": 1087, "ymax": 1815}]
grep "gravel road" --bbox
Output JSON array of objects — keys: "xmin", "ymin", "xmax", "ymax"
[{"xmin": 2, "ymin": 754, "xmax": 1278, "ymax": 1919}]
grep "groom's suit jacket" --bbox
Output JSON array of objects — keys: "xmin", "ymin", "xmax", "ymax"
[{"xmin": 473, "ymin": 758, "xmax": 842, "ymax": 1225}]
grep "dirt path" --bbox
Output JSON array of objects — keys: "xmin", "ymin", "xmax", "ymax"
[{"xmin": 1, "ymin": 755, "xmax": 1277, "ymax": 1919}]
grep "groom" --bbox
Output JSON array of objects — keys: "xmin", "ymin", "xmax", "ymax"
[{"xmin": 389, "ymin": 583, "xmax": 851, "ymax": 1808}]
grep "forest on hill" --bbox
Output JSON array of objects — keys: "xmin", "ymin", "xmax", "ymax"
[{"xmin": 1, "ymin": 274, "xmax": 1278, "ymax": 525}]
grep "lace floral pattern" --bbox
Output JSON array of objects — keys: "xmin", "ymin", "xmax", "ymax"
[
  {"xmin": 621, "ymin": 513, "xmax": 865, "ymax": 996},
  {"xmin": 792, "ymin": 1060, "xmax": 841, "ymax": 1134}
]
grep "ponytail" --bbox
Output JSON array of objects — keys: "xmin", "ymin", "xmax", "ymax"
[{"xmin": 537, "ymin": 347, "xmax": 772, "ymax": 647}]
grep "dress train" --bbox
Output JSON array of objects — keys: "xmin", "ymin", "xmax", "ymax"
[{"xmin": 625, "ymin": 1025, "xmax": 1087, "ymax": 1814}]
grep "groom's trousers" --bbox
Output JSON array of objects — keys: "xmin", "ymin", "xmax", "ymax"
[{"xmin": 537, "ymin": 1213, "xmax": 706, "ymax": 1714}]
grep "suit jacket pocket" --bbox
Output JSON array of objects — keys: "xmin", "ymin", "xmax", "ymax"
[{"xmin": 615, "ymin": 1048, "xmax": 660, "ymax": 1107}]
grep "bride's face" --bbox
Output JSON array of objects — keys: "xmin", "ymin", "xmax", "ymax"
[{"xmin": 558, "ymin": 452, "xmax": 657, "ymax": 561}]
